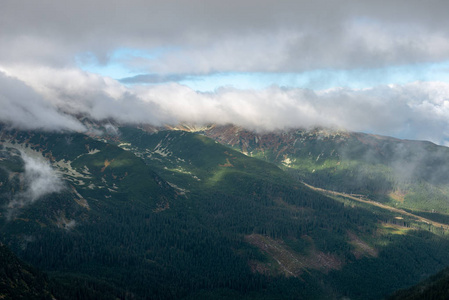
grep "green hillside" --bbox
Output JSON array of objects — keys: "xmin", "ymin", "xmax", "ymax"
[
  {"xmin": 204, "ymin": 125, "xmax": 449, "ymax": 224},
  {"xmin": 2, "ymin": 126, "xmax": 449, "ymax": 299}
]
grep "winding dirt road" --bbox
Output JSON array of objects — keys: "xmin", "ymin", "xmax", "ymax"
[{"xmin": 302, "ymin": 182, "xmax": 449, "ymax": 230}]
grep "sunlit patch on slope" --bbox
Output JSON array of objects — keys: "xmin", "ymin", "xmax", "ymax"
[
  {"xmin": 245, "ymin": 234, "xmax": 343, "ymax": 277},
  {"xmin": 347, "ymin": 231, "xmax": 378, "ymax": 259},
  {"xmin": 378, "ymin": 222, "xmax": 414, "ymax": 236}
]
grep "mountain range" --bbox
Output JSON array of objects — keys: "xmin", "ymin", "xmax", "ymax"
[{"xmin": 1, "ymin": 122, "xmax": 449, "ymax": 299}]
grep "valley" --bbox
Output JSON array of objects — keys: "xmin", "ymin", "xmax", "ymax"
[{"xmin": 2, "ymin": 124, "xmax": 449, "ymax": 299}]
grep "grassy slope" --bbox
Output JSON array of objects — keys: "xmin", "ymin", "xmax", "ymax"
[{"xmin": 204, "ymin": 126, "xmax": 449, "ymax": 223}]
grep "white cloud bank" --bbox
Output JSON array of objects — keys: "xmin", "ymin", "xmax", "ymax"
[
  {"xmin": 1, "ymin": 67, "xmax": 449, "ymax": 145},
  {"xmin": 0, "ymin": 72, "xmax": 86, "ymax": 131}
]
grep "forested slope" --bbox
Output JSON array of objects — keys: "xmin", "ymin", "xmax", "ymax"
[{"xmin": 1, "ymin": 125, "xmax": 449, "ymax": 299}]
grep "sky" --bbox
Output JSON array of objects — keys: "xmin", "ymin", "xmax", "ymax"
[{"xmin": 1, "ymin": 0, "xmax": 449, "ymax": 145}]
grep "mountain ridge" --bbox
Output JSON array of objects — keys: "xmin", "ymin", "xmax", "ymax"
[{"xmin": 201, "ymin": 124, "xmax": 449, "ymax": 219}]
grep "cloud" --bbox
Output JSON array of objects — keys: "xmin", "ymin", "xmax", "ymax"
[
  {"xmin": 2, "ymin": 1, "xmax": 449, "ymax": 143},
  {"xmin": 7, "ymin": 151, "xmax": 64, "ymax": 218},
  {"xmin": 0, "ymin": 71, "xmax": 86, "ymax": 131},
  {"xmin": 20, "ymin": 152, "xmax": 64, "ymax": 202},
  {"xmin": 1, "ymin": 1, "xmax": 449, "ymax": 73},
  {"xmin": 0, "ymin": 67, "xmax": 171, "ymax": 128},
  {"xmin": 2, "ymin": 66, "xmax": 449, "ymax": 145},
  {"xmin": 120, "ymin": 73, "xmax": 194, "ymax": 84},
  {"xmin": 139, "ymin": 82, "xmax": 449, "ymax": 144},
  {"xmin": 120, "ymin": 24, "xmax": 449, "ymax": 75}
]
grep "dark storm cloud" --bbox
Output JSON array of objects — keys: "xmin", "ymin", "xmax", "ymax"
[{"xmin": 2, "ymin": 0, "xmax": 449, "ymax": 72}]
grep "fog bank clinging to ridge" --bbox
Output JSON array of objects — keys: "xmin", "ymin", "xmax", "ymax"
[{"xmin": 1, "ymin": 68, "xmax": 449, "ymax": 145}]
